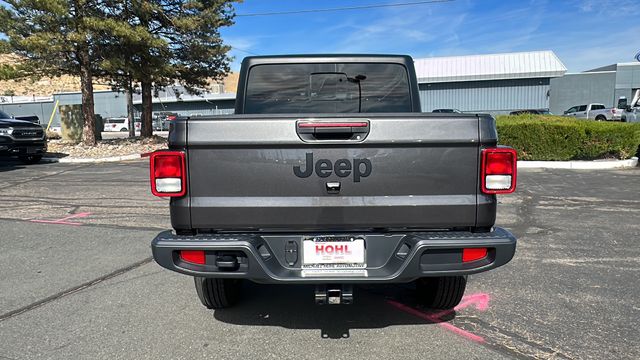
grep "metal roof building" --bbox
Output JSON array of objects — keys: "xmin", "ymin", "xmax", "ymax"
[
  {"xmin": 414, "ymin": 50, "xmax": 567, "ymax": 114},
  {"xmin": 549, "ymin": 62, "xmax": 640, "ymax": 115},
  {"xmin": 132, "ymin": 85, "xmax": 235, "ymax": 117}
]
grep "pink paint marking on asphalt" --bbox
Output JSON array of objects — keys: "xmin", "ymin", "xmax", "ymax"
[
  {"xmin": 429, "ymin": 292, "xmax": 491, "ymax": 319},
  {"xmin": 386, "ymin": 292, "xmax": 492, "ymax": 343},
  {"xmin": 30, "ymin": 212, "xmax": 91, "ymax": 226}
]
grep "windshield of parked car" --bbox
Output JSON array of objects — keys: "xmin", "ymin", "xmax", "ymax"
[{"xmin": 244, "ymin": 63, "xmax": 412, "ymax": 113}]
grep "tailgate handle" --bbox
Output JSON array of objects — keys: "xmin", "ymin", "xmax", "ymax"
[{"xmin": 296, "ymin": 120, "xmax": 370, "ymax": 141}]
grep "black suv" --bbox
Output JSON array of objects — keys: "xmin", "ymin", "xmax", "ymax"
[{"xmin": 0, "ymin": 111, "xmax": 47, "ymax": 164}]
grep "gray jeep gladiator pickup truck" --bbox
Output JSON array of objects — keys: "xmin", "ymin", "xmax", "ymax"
[{"xmin": 150, "ymin": 55, "xmax": 517, "ymax": 309}]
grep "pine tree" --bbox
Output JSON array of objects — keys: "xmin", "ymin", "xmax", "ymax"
[
  {"xmin": 0, "ymin": 0, "xmax": 237, "ymax": 142},
  {"xmin": 0, "ymin": 0, "xmax": 106, "ymax": 146},
  {"xmin": 95, "ymin": 0, "xmax": 238, "ymax": 137}
]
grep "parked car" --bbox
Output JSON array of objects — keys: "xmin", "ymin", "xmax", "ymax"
[
  {"xmin": 563, "ymin": 104, "xmax": 622, "ymax": 121},
  {"xmin": 509, "ymin": 109, "xmax": 552, "ymax": 115},
  {"xmin": 150, "ymin": 54, "xmax": 518, "ymax": 310},
  {"xmin": 432, "ymin": 108, "xmax": 462, "ymax": 113},
  {"xmin": 154, "ymin": 112, "xmax": 178, "ymax": 131},
  {"xmin": 103, "ymin": 117, "xmax": 141, "ymax": 132},
  {"xmin": 618, "ymin": 90, "xmax": 640, "ymax": 123},
  {"xmin": 13, "ymin": 115, "xmax": 40, "ymax": 123},
  {"xmin": 0, "ymin": 111, "xmax": 47, "ymax": 164}
]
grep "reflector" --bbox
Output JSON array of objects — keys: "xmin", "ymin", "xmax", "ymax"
[
  {"xmin": 180, "ymin": 250, "xmax": 206, "ymax": 265},
  {"xmin": 462, "ymin": 248, "xmax": 487, "ymax": 262}
]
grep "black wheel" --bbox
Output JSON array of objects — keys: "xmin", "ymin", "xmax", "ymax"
[
  {"xmin": 595, "ymin": 115, "xmax": 606, "ymax": 121},
  {"xmin": 18, "ymin": 155, "xmax": 42, "ymax": 164},
  {"xmin": 194, "ymin": 277, "xmax": 241, "ymax": 309},
  {"xmin": 120, "ymin": 127, "xmax": 128, "ymax": 132},
  {"xmin": 415, "ymin": 276, "xmax": 467, "ymax": 310}
]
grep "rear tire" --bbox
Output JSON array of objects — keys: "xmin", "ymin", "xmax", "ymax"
[
  {"xmin": 194, "ymin": 277, "xmax": 241, "ymax": 309},
  {"xmin": 416, "ymin": 276, "xmax": 467, "ymax": 310},
  {"xmin": 18, "ymin": 155, "xmax": 42, "ymax": 164},
  {"xmin": 595, "ymin": 115, "xmax": 606, "ymax": 121},
  {"xmin": 120, "ymin": 127, "xmax": 128, "ymax": 132}
]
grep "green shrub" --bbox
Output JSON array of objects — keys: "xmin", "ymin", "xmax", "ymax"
[{"xmin": 496, "ymin": 115, "xmax": 640, "ymax": 161}]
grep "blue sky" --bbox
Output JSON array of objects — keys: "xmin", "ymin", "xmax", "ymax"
[{"xmin": 222, "ymin": 0, "xmax": 640, "ymax": 72}]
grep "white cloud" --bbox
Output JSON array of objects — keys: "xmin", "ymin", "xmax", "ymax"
[
  {"xmin": 322, "ymin": 6, "xmax": 467, "ymax": 54},
  {"xmin": 576, "ymin": 0, "xmax": 639, "ymax": 13}
]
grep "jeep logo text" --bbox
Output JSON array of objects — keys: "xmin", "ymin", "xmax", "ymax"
[{"xmin": 293, "ymin": 152, "xmax": 372, "ymax": 182}]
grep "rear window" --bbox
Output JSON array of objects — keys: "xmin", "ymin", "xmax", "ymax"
[
  {"xmin": 591, "ymin": 104, "xmax": 605, "ymax": 110},
  {"xmin": 244, "ymin": 63, "xmax": 412, "ymax": 114}
]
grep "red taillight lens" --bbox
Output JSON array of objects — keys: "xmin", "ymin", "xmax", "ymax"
[
  {"xmin": 481, "ymin": 147, "xmax": 517, "ymax": 194},
  {"xmin": 154, "ymin": 155, "xmax": 182, "ymax": 178},
  {"xmin": 462, "ymin": 248, "xmax": 488, "ymax": 262},
  {"xmin": 484, "ymin": 152, "xmax": 514, "ymax": 175},
  {"xmin": 150, "ymin": 151, "xmax": 186, "ymax": 197},
  {"xmin": 180, "ymin": 250, "xmax": 205, "ymax": 265}
]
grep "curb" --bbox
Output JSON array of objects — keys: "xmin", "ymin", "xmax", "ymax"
[
  {"xmin": 42, "ymin": 154, "xmax": 143, "ymax": 163},
  {"xmin": 518, "ymin": 157, "xmax": 638, "ymax": 169}
]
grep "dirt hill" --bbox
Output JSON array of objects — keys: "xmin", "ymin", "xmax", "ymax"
[{"xmin": 0, "ymin": 54, "xmax": 238, "ymax": 96}]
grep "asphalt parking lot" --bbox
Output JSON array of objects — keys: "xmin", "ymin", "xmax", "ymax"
[{"xmin": 0, "ymin": 160, "xmax": 638, "ymax": 359}]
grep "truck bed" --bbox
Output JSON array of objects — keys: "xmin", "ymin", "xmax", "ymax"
[{"xmin": 168, "ymin": 113, "xmax": 498, "ymax": 232}]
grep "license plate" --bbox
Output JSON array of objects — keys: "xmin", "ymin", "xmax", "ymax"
[
  {"xmin": 302, "ymin": 236, "xmax": 365, "ymax": 266},
  {"xmin": 27, "ymin": 147, "xmax": 38, "ymax": 154}
]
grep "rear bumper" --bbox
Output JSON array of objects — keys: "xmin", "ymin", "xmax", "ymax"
[{"xmin": 151, "ymin": 228, "xmax": 516, "ymax": 283}]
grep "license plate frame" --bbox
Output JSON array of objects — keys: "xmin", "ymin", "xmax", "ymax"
[
  {"xmin": 302, "ymin": 235, "xmax": 366, "ymax": 268},
  {"xmin": 26, "ymin": 147, "xmax": 38, "ymax": 154}
]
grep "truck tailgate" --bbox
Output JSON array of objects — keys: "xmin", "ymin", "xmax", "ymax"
[{"xmin": 182, "ymin": 114, "xmax": 485, "ymax": 231}]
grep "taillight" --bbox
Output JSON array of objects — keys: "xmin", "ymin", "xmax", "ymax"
[
  {"xmin": 150, "ymin": 150, "xmax": 186, "ymax": 197},
  {"xmin": 481, "ymin": 147, "xmax": 517, "ymax": 194}
]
